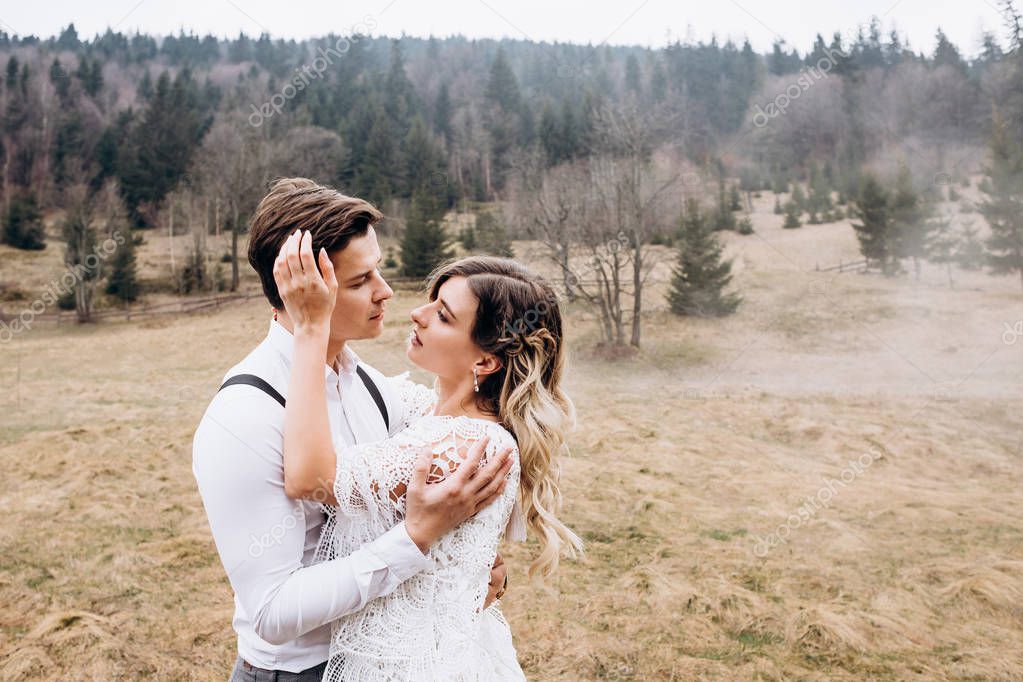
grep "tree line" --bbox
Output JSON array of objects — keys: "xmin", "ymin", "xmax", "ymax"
[{"xmin": 1, "ymin": 8, "xmax": 1021, "ymax": 341}]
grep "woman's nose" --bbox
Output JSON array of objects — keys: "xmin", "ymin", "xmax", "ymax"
[{"xmin": 410, "ymin": 306, "xmax": 425, "ymax": 326}]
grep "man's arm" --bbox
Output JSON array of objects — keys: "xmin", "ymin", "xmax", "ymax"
[{"xmin": 192, "ymin": 396, "xmax": 430, "ymax": 646}]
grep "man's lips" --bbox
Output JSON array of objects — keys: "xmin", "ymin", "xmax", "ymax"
[{"xmin": 369, "ymin": 310, "xmax": 385, "ymax": 321}]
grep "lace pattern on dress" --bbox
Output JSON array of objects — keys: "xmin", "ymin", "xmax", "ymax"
[{"xmin": 323, "ymin": 415, "xmax": 524, "ymax": 681}]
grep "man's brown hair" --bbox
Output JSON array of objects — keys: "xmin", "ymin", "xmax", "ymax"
[{"xmin": 248, "ymin": 177, "xmax": 383, "ymax": 309}]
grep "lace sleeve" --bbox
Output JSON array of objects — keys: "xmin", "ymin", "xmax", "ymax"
[
  {"xmin": 386, "ymin": 372, "xmax": 437, "ymax": 433},
  {"xmin": 324, "ymin": 418, "xmax": 525, "ymax": 681}
]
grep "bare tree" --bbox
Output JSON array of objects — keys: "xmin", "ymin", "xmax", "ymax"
[
  {"xmin": 61, "ymin": 170, "xmax": 125, "ymax": 321},
  {"xmin": 195, "ymin": 115, "xmax": 274, "ymax": 291},
  {"xmin": 510, "ymin": 105, "xmax": 679, "ymax": 349},
  {"xmin": 507, "ymin": 152, "xmax": 582, "ymax": 299}
]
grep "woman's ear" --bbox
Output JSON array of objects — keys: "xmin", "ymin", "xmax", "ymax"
[{"xmin": 474, "ymin": 354, "xmax": 503, "ymax": 379}]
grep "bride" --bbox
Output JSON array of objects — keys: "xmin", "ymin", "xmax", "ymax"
[{"xmin": 272, "ymin": 230, "xmax": 583, "ymax": 680}]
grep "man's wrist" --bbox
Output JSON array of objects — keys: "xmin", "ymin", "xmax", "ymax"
[{"xmin": 404, "ymin": 518, "xmax": 434, "ymax": 555}]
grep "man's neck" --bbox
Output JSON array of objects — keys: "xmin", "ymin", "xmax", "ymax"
[{"xmin": 275, "ymin": 314, "xmax": 346, "ymax": 371}]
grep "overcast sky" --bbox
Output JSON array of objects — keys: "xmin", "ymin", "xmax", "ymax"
[{"xmin": 1, "ymin": 0, "xmax": 1012, "ymax": 57}]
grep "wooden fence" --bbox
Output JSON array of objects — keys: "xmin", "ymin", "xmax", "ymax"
[{"xmin": 815, "ymin": 258, "xmax": 869, "ymax": 274}]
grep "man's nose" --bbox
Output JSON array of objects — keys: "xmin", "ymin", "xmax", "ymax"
[{"xmin": 373, "ymin": 278, "xmax": 393, "ymax": 303}]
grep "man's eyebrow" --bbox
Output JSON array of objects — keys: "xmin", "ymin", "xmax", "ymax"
[
  {"xmin": 439, "ymin": 298, "xmax": 457, "ymax": 321},
  {"xmin": 345, "ymin": 257, "xmax": 383, "ymax": 282}
]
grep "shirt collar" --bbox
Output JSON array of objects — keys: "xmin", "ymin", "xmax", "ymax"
[{"xmin": 266, "ymin": 319, "xmax": 358, "ymax": 382}]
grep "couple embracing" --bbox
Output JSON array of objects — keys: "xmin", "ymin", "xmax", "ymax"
[{"xmin": 192, "ymin": 178, "xmax": 582, "ymax": 681}]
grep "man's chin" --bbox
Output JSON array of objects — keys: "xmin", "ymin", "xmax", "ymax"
[{"xmin": 363, "ymin": 319, "xmax": 386, "ymax": 339}]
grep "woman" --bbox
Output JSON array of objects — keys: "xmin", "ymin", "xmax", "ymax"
[{"xmin": 273, "ymin": 230, "xmax": 583, "ymax": 680}]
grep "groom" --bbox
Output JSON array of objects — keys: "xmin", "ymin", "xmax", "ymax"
[{"xmin": 193, "ymin": 178, "xmax": 511, "ymax": 681}]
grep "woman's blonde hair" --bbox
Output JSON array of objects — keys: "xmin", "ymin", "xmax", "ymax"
[{"xmin": 427, "ymin": 256, "xmax": 583, "ymax": 579}]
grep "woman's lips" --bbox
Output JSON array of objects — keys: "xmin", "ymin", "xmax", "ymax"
[{"xmin": 410, "ymin": 329, "xmax": 423, "ymax": 347}]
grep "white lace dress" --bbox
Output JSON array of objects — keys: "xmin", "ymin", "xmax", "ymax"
[{"xmin": 318, "ymin": 375, "xmax": 527, "ymax": 682}]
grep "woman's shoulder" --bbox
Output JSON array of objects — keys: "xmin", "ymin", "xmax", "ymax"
[{"xmin": 413, "ymin": 415, "xmax": 517, "ymax": 447}]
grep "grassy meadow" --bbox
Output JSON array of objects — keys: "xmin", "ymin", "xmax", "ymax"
[{"xmin": 1, "ymin": 192, "xmax": 1022, "ymax": 680}]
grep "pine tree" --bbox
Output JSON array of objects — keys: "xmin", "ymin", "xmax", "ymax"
[
  {"xmin": 668, "ymin": 198, "xmax": 741, "ymax": 317},
  {"xmin": 473, "ymin": 211, "xmax": 514, "ymax": 257},
  {"xmin": 890, "ymin": 166, "xmax": 930, "ymax": 280},
  {"xmin": 384, "ymin": 40, "xmax": 416, "ymax": 130},
  {"xmin": 49, "ymin": 58, "xmax": 70, "ymax": 103},
  {"xmin": 106, "ymin": 230, "xmax": 140, "ymax": 302},
  {"xmin": 400, "ymin": 190, "xmax": 451, "ymax": 278},
  {"xmin": 625, "ymin": 54, "xmax": 642, "ymax": 96},
  {"xmin": 979, "ymin": 110, "xmax": 1023, "ymax": 288},
  {"xmin": 118, "ymin": 69, "xmax": 210, "ymax": 225},
  {"xmin": 713, "ymin": 174, "xmax": 737, "ymax": 231},
  {"xmin": 806, "ymin": 170, "xmax": 834, "ymax": 223},
  {"xmin": 433, "ymin": 82, "xmax": 452, "ymax": 143},
  {"xmin": 356, "ymin": 105, "xmax": 398, "ymax": 208},
  {"xmin": 851, "ymin": 174, "xmax": 896, "ymax": 274},
  {"xmin": 2, "ymin": 194, "xmax": 46, "ymax": 250},
  {"xmin": 956, "ymin": 222, "xmax": 987, "ymax": 270},
  {"xmin": 403, "ymin": 116, "xmax": 445, "ymax": 200},
  {"xmin": 138, "ymin": 69, "xmax": 153, "ymax": 100},
  {"xmin": 484, "ymin": 48, "xmax": 524, "ymax": 191},
  {"xmin": 458, "ymin": 224, "xmax": 477, "ymax": 250},
  {"xmin": 790, "ymin": 183, "xmax": 807, "ymax": 212},
  {"xmin": 782, "ymin": 200, "xmax": 801, "ymax": 228},
  {"xmin": 539, "ymin": 103, "xmax": 560, "ymax": 166},
  {"xmin": 729, "ymin": 183, "xmax": 742, "ymax": 211},
  {"xmin": 485, "ymin": 48, "xmax": 522, "ymax": 114}
]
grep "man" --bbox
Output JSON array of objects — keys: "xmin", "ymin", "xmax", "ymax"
[{"xmin": 193, "ymin": 178, "xmax": 510, "ymax": 681}]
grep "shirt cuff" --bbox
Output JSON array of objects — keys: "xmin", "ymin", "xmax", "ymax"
[{"xmin": 363, "ymin": 521, "xmax": 433, "ymax": 583}]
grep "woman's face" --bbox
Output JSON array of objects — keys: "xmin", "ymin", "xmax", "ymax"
[{"xmin": 407, "ymin": 276, "xmax": 482, "ymax": 381}]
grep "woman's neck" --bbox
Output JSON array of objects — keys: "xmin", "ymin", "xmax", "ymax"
[{"xmin": 433, "ymin": 374, "xmax": 497, "ymax": 422}]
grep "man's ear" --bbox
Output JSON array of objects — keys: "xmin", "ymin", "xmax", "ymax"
[{"xmin": 474, "ymin": 354, "xmax": 502, "ymax": 379}]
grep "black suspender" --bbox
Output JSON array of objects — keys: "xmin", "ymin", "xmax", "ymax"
[
  {"xmin": 354, "ymin": 366, "xmax": 390, "ymax": 432},
  {"xmin": 219, "ymin": 374, "xmax": 285, "ymax": 407},
  {"xmin": 218, "ymin": 368, "xmax": 390, "ymax": 431}
]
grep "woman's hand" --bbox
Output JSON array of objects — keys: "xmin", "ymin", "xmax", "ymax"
[{"xmin": 273, "ymin": 230, "xmax": 337, "ymax": 334}]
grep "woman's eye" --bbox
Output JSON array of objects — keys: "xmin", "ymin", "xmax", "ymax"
[{"xmin": 437, "ymin": 309, "xmax": 447, "ymax": 322}]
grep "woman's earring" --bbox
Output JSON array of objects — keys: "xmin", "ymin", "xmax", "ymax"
[
  {"xmin": 272, "ymin": 307, "xmax": 278, "ymax": 321},
  {"xmin": 473, "ymin": 368, "xmax": 480, "ymax": 393}
]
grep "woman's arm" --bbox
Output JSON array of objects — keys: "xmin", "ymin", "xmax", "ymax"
[
  {"xmin": 273, "ymin": 230, "xmax": 515, "ymax": 540},
  {"xmin": 274, "ymin": 230, "xmax": 339, "ymax": 503},
  {"xmin": 284, "ymin": 327, "xmax": 337, "ymax": 501}
]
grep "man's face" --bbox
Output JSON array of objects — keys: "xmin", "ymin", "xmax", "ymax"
[{"xmin": 325, "ymin": 227, "xmax": 393, "ymax": 342}]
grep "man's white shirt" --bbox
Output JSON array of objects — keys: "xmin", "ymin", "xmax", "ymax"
[{"xmin": 192, "ymin": 320, "xmax": 430, "ymax": 673}]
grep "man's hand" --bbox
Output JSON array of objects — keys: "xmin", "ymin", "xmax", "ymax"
[
  {"xmin": 484, "ymin": 553, "xmax": 507, "ymax": 608},
  {"xmin": 405, "ymin": 436, "xmax": 514, "ymax": 554}
]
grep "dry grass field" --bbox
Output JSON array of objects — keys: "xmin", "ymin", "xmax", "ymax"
[{"xmin": 1, "ymin": 192, "xmax": 1021, "ymax": 680}]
